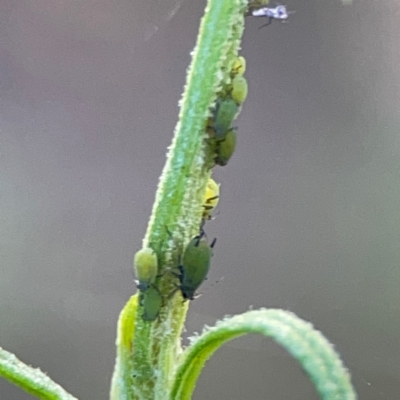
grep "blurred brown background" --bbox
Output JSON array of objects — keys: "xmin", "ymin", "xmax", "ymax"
[{"xmin": 1, "ymin": 0, "xmax": 400, "ymax": 399}]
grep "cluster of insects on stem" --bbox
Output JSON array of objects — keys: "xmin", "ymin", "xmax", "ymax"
[
  {"xmin": 133, "ymin": 2, "xmax": 293, "ymax": 321},
  {"xmin": 133, "ymin": 232, "xmax": 217, "ymax": 321}
]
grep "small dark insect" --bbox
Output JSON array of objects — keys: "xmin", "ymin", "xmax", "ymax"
[
  {"xmin": 174, "ymin": 232, "xmax": 217, "ymax": 300},
  {"xmin": 246, "ymin": 5, "xmax": 294, "ymax": 29}
]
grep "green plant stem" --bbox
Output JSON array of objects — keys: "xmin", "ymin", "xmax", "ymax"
[{"xmin": 111, "ymin": 0, "xmax": 248, "ymax": 399}]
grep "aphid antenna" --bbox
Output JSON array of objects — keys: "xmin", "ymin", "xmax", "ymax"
[
  {"xmin": 196, "ymin": 227, "xmax": 216, "ymax": 247},
  {"xmin": 210, "ymin": 237, "xmax": 217, "ymax": 249},
  {"xmin": 199, "ymin": 228, "xmax": 207, "ymax": 239},
  {"xmin": 196, "ymin": 276, "xmax": 225, "ymax": 298}
]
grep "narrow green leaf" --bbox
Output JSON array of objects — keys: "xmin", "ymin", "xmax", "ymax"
[
  {"xmin": 110, "ymin": 295, "xmax": 139, "ymax": 400},
  {"xmin": 0, "ymin": 347, "xmax": 78, "ymax": 400},
  {"xmin": 171, "ymin": 309, "xmax": 357, "ymax": 400}
]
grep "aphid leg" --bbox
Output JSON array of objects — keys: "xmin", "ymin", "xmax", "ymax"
[
  {"xmin": 197, "ymin": 227, "xmax": 208, "ymax": 243},
  {"xmin": 167, "ymin": 286, "xmax": 180, "ymax": 300},
  {"xmin": 204, "ymin": 195, "xmax": 219, "ymax": 205},
  {"xmin": 215, "ymin": 126, "xmax": 238, "ymax": 143},
  {"xmin": 169, "ymin": 286, "xmax": 179, "ymax": 297},
  {"xmin": 167, "ymin": 255, "xmax": 182, "ymax": 279},
  {"xmin": 169, "ymin": 269, "xmax": 181, "ymax": 279},
  {"xmin": 210, "ymin": 238, "xmax": 217, "ymax": 249},
  {"xmin": 259, "ymin": 17, "xmax": 273, "ymax": 29}
]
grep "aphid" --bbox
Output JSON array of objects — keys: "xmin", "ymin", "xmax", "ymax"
[
  {"xmin": 231, "ymin": 56, "xmax": 246, "ymax": 77},
  {"xmin": 231, "ymin": 75, "xmax": 248, "ymax": 106},
  {"xmin": 211, "ymin": 98, "xmax": 239, "ymax": 140},
  {"xmin": 215, "ymin": 128, "xmax": 237, "ymax": 167},
  {"xmin": 247, "ymin": 5, "xmax": 292, "ymax": 28},
  {"xmin": 140, "ymin": 284, "xmax": 163, "ymax": 321},
  {"xmin": 202, "ymin": 178, "xmax": 220, "ymax": 221},
  {"xmin": 176, "ymin": 233, "xmax": 216, "ymax": 300},
  {"xmin": 133, "ymin": 247, "xmax": 158, "ymax": 291}
]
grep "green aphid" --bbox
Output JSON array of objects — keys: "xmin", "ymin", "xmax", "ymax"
[
  {"xmin": 140, "ymin": 284, "xmax": 163, "ymax": 322},
  {"xmin": 212, "ymin": 98, "xmax": 239, "ymax": 140},
  {"xmin": 133, "ymin": 247, "xmax": 158, "ymax": 291},
  {"xmin": 231, "ymin": 75, "xmax": 248, "ymax": 106},
  {"xmin": 215, "ymin": 128, "xmax": 237, "ymax": 166},
  {"xmin": 177, "ymin": 233, "xmax": 216, "ymax": 300}
]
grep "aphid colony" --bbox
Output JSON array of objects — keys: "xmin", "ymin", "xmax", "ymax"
[
  {"xmin": 132, "ymin": 5, "xmax": 294, "ymax": 321},
  {"xmin": 134, "ymin": 228, "xmax": 216, "ymax": 321},
  {"xmin": 134, "ymin": 247, "xmax": 163, "ymax": 321},
  {"xmin": 133, "ymin": 56, "xmax": 248, "ymax": 321},
  {"xmin": 207, "ymin": 55, "xmax": 248, "ymax": 167},
  {"xmin": 134, "ymin": 181, "xmax": 219, "ymax": 321}
]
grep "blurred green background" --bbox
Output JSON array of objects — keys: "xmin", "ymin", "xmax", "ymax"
[{"xmin": 1, "ymin": 0, "xmax": 399, "ymax": 398}]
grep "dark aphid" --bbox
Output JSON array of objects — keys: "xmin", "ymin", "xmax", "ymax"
[
  {"xmin": 215, "ymin": 128, "xmax": 237, "ymax": 167},
  {"xmin": 133, "ymin": 247, "xmax": 158, "ymax": 291},
  {"xmin": 212, "ymin": 98, "xmax": 239, "ymax": 140},
  {"xmin": 177, "ymin": 233, "xmax": 216, "ymax": 300},
  {"xmin": 140, "ymin": 284, "xmax": 163, "ymax": 322}
]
